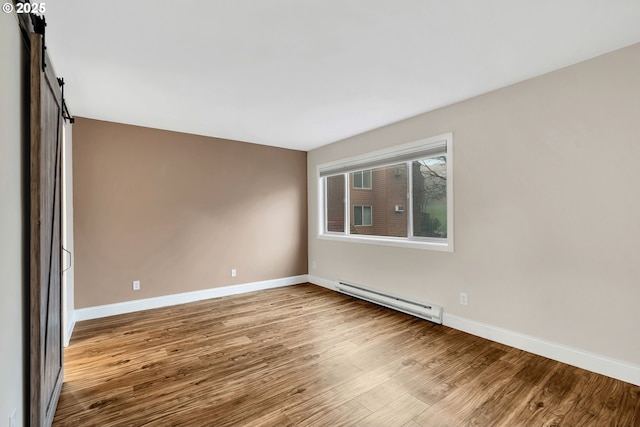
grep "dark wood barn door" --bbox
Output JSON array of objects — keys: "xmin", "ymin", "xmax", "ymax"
[{"xmin": 29, "ymin": 31, "xmax": 64, "ymax": 427}]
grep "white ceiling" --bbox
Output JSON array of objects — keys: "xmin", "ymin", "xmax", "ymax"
[{"xmin": 45, "ymin": 0, "xmax": 640, "ymax": 151}]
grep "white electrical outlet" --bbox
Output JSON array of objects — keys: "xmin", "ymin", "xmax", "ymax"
[
  {"xmin": 133, "ymin": 280, "xmax": 141, "ymax": 291},
  {"xmin": 231, "ymin": 269, "xmax": 237, "ymax": 277},
  {"xmin": 459, "ymin": 293, "xmax": 468, "ymax": 306},
  {"xmin": 9, "ymin": 408, "xmax": 16, "ymax": 427},
  {"xmin": 311, "ymin": 260, "xmax": 317, "ymax": 270}
]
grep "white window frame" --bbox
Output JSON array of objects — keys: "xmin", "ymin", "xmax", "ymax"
[{"xmin": 317, "ymin": 132, "xmax": 453, "ymax": 252}]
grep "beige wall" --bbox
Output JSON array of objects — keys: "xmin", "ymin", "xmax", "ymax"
[
  {"xmin": 308, "ymin": 43, "xmax": 640, "ymax": 366},
  {"xmin": 73, "ymin": 119, "xmax": 307, "ymax": 308},
  {"xmin": 0, "ymin": 11, "xmax": 27, "ymax": 427}
]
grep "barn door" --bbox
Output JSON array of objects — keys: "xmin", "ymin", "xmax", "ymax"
[{"xmin": 30, "ymin": 31, "xmax": 64, "ymax": 427}]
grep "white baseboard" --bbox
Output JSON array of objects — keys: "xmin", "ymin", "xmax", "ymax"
[
  {"xmin": 443, "ymin": 313, "xmax": 640, "ymax": 386},
  {"xmin": 74, "ymin": 275, "xmax": 308, "ymax": 322},
  {"xmin": 308, "ymin": 275, "xmax": 640, "ymax": 386},
  {"xmin": 308, "ymin": 274, "xmax": 337, "ymax": 291}
]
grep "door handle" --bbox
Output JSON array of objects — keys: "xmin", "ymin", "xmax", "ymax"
[{"xmin": 62, "ymin": 247, "xmax": 72, "ymax": 273}]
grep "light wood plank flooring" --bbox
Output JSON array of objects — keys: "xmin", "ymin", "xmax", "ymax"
[{"xmin": 53, "ymin": 284, "xmax": 640, "ymax": 426}]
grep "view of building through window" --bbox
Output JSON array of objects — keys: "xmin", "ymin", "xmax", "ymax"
[
  {"xmin": 350, "ymin": 164, "xmax": 407, "ymax": 237},
  {"xmin": 325, "ymin": 174, "xmax": 345, "ymax": 232},
  {"xmin": 325, "ymin": 155, "xmax": 446, "ymax": 239}
]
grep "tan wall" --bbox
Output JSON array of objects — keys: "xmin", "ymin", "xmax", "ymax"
[
  {"xmin": 308, "ymin": 42, "xmax": 640, "ymax": 365},
  {"xmin": 73, "ymin": 119, "xmax": 307, "ymax": 308},
  {"xmin": 0, "ymin": 11, "xmax": 27, "ymax": 427}
]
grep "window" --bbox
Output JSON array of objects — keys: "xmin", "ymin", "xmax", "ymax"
[
  {"xmin": 351, "ymin": 163, "xmax": 407, "ymax": 237},
  {"xmin": 352, "ymin": 170, "xmax": 372, "ymax": 189},
  {"xmin": 412, "ymin": 156, "xmax": 447, "ymax": 238},
  {"xmin": 318, "ymin": 133, "xmax": 453, "ymax": 251},
  {"xmin": 353, "ymin": 206, "xmax": 372, "ymax": 226}
]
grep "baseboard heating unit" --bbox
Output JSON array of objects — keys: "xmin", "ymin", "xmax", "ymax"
[{"xmin": 336, "ymin": 281, "xmax": 443, "ymax": 324}]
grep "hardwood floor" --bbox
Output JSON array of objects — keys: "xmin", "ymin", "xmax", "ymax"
[{"xmin": 53, "ymin": 284, "xmax": 640, "ymax": 426}]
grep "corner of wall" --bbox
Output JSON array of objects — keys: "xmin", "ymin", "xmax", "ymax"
[{"xmin": 0, "ymin": 10, "xmax": 27, "ymax": 427}]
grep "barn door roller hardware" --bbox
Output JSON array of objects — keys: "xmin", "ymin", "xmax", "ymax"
[
  {"xmin": 30, "ymin": 11, "xmax": 74, "ymax": 123},
  {"xmin": 30, "ymin": 13, "xmax": 47, "ymax": 71},
  {"xmin": 57, "ymin": 78, "xmax": 75, "ymax": 124}
]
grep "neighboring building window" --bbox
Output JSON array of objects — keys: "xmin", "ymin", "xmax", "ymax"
[
  {"xmin": 353, "ymin": 205, "xmax": 372, "ymax": 226},
  {"xmin": 352, "ymin": 170, "xmax": 372, "ymax": 189},
  {"xmin": 318, "ymin": 133, "xmax": 453, "ymax": 251}
]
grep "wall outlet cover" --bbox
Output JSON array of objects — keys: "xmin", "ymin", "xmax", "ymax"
[{"xmin": 459, "ymin": 293, "xmax": 468, "ymax": 306}]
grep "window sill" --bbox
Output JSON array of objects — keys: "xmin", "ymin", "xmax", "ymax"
[{"xmin": 317, "ymin": 233, "xmax": 453, "ymax": 252}]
